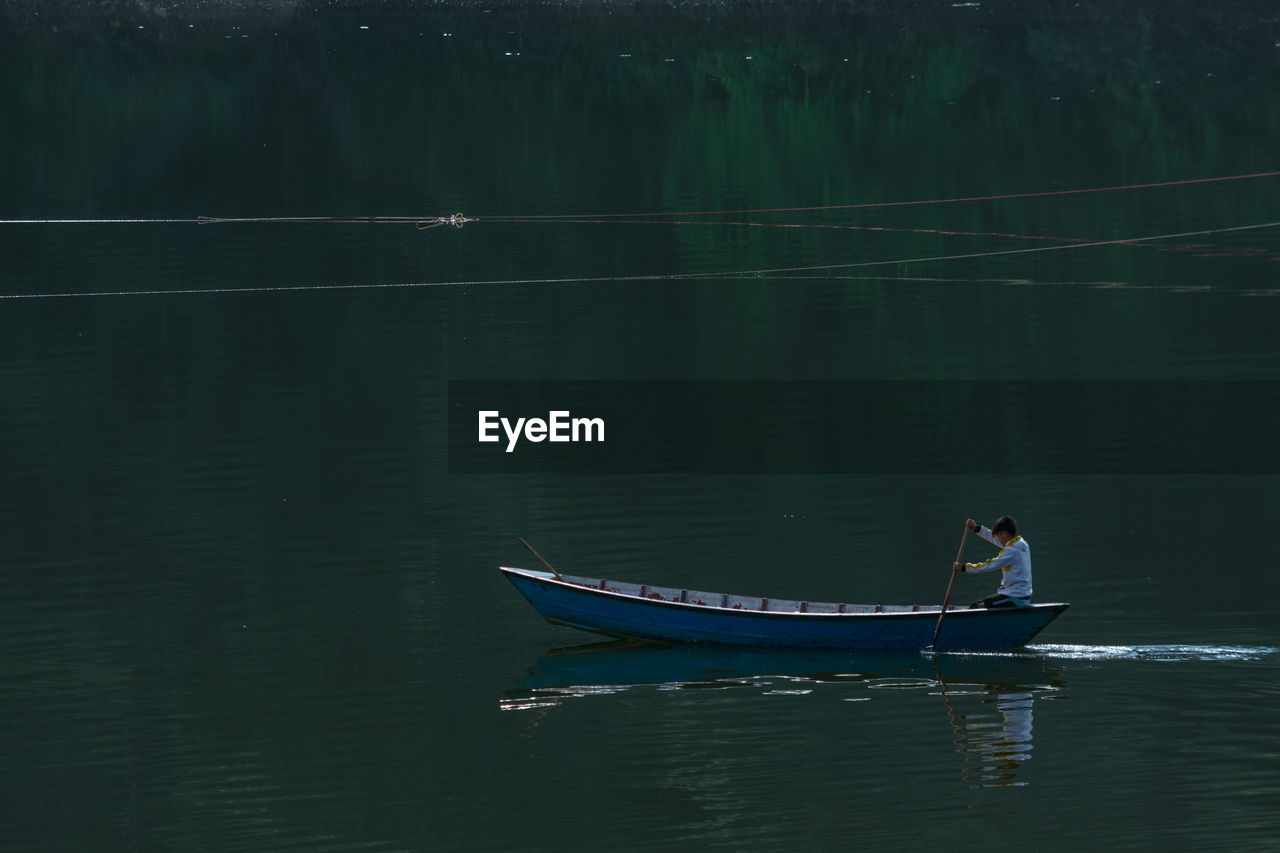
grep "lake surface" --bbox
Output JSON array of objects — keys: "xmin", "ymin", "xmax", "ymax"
[{"xmin": 2, "ymin": 1, "xmax": 1278, "ymax": 850}]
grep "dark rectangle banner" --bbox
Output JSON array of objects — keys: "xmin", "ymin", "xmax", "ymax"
[{"xmin": 447, "ymin": 380, "xmax": 1280, "ymax": 474}]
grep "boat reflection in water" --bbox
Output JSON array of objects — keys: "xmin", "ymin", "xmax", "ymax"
[{"xmin": 501, "ymin": 640, "xmax": 1065, "ymax": 789}]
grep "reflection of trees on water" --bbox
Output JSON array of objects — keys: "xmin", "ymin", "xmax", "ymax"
[{"xmin": 6, "ymin": 0, "xmax": 1278, "ymax": 244}]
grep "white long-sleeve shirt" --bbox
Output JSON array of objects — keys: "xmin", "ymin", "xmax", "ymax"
[{"xmin": 965, "ymin": 526, "xmax": 1033, "ymax": 599}]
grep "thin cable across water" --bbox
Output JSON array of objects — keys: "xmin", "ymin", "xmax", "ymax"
[
  {"xmin": 2, "ymin": 220, "xmax": 1276, "ymax": 301},
  {"xmin": 2, "ymin": 169, "xmax": 1275, "ymax": 229}
]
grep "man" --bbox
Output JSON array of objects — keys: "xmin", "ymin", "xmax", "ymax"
[{"xmin": 952, "ymin": 515, "xmax": 1032, "ymax": 608}]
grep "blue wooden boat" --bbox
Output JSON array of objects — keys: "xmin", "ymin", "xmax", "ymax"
[{"xmin": 501, "ymin": 566, "xmax": 1069, "ymax": 650}]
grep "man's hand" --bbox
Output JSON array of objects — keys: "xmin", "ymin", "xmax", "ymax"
[
  {"xmin": 965, "ymin": 518, "xmax": 979, "ymax": 532},
  {"xmin": 952, "ymin": 562, "xmax": 965, "ymax": 573}
]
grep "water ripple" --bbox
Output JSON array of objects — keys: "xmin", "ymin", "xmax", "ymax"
[{"xmin": 1015, "ymin": 644, "xmax": 1274, "ymax": 662}]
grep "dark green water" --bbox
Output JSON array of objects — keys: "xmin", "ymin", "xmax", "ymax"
[{"xmin": 2, "ymin": 2, "xmax": 1279, "ymax": 850}]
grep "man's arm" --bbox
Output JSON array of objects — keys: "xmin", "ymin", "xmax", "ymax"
[
  {"xmin": 974, "ymin": 525, "xmax": 1001, "ymax": 548},
  {"xmin": 963, "ymin": 549, "xmax": 1017, "ymax": 574},
  {"xmin": 964, "ymin": 518, "xmax": 1002, "ymax": 548}
]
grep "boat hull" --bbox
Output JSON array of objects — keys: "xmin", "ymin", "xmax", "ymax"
[{"xmin": 501, "ymin": 566, "xmax": 1068, "ymax": 650}]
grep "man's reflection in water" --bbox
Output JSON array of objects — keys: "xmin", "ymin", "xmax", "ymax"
[{"xmin": 952, "ymin": 689, "xmax": 1036, "ymax": 788}]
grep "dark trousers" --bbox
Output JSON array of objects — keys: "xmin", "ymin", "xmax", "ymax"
[{"xmin": 969, "ymin": 593, "xmax": 1019, "ymax": 609}]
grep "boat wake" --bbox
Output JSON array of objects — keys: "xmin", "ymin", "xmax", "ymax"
[{"xmin": 958, "ymin": 644, "xmax": 1275, "ymax": 662}]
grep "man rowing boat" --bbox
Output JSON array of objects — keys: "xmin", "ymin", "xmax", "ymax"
[{"xmin": 952, "ymin": 516, "xmax": 1032, "ymax": 608}]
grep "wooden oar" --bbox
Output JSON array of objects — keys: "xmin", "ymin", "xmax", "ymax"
[
  {"xmin": 518, "ymin": 537, "xmax": 564, "ymax": 580},
  {"xmin": 931, "ymin": 525, "xmax": 971, "ymax": 649}
]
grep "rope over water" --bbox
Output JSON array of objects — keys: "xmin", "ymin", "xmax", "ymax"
[
  {"xmin": 1, "ymin": 170, "xmax": 1276, "ymax": 300},
  {"xmin": 416, "ymin": 213, "xmax": 471, "ymax": 229},
  {"xmin": 2, "ymin": 169, "xmax": 1275, "ymax": 230},
  {"xmin": 191, "ymin": 213, "xmax": 472, "ymax": 227},
  {"xmin": 2, "ymin": 220, "xmax": 1277, "ymax": 301}
]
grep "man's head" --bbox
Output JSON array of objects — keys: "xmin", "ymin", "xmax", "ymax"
[{"xmin": 992, "ymin": 515, "xmax": 1018, "ymax": 545}]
